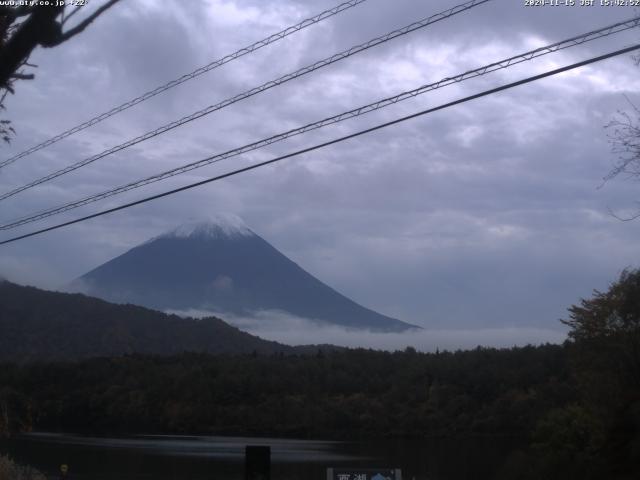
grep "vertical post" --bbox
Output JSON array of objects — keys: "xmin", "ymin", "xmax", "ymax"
[{"xmin": 245, "ymin": 445, "xmax": 270, "ymax": 480}]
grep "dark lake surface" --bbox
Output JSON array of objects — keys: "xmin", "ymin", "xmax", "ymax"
[{"xmin": 0, "ymin": 432, "xmax": 524, "ymax": 480}]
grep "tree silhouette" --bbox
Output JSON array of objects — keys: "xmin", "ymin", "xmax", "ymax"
[
  {"xmin": 560, "ymin": 269, "xmax": 640, "ymax": 477},
  {"xmin": 0, "ymin": 1, "xmax": 122, "ymax": 143}
]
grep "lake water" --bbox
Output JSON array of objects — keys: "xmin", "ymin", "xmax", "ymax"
[{"xmin": 0, "ymin": 432, "xmax": 523, "ymax": 480}]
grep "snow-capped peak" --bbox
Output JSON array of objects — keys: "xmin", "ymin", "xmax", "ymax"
[{"xmin": 159, "ymin": 214, "xmax": 253, "ymax": 240}]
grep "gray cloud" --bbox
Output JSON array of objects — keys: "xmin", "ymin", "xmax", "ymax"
[{"xmin": 1, "ymin": 0, "xmax": 639, "ymax": 345}]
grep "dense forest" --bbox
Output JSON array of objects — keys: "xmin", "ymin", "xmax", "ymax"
[
  {"xmin": 0, "ymin": 344, "xmax": 570, "ymax": 438},
  {"xmin": 0, "ymin": 270, "xmax": 639, "ymax": 478}
]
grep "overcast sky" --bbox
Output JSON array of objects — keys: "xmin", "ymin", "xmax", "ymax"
[{"xmin": 1, "ymin": 0, "xmax": 639, "ymax": 347}]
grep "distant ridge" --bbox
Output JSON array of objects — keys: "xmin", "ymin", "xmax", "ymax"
[
  {"xmin": 0, "ymin": 281, "xmax": 302, "ymax": 361},
  {"xmin": 73, "ymin": 215, "xmax": 418, "ymax": 332}
]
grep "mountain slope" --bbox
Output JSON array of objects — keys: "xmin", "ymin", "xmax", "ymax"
[
  {"xmin": 73, "ymin": 215, "xmax": 417, "ymax": 332},
  {"xmin": 0, "ymin": 281, "xmax": 296, "ymax": 361}
]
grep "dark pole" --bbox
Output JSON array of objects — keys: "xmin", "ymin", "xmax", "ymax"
[{"xmin": 245, "ymin": 445, "xmax": 270, "ymax": 480}]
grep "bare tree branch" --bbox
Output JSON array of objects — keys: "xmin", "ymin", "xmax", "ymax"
[
  {"xmin": 0, "ymin": 6, "xmax": 36, "ymax": 20},
  {"xmin": 9, "ymin": 72, "xmax": 34, "ymax": 80},
  {"xmin": 52, "ymin": 0, "xmax": 122, "ymax": 46},
  {"xmin": 607, "ymin": 206, "xmax": 640, "ymax": 222},
  {"xmin": 61, "ymin": 5, "xmax": 83, "ymax": 26},
  {"xmin": 0, "ymin": 1, "xmax": 122, "ymax": 144},
  {"xmin": 604, "ymin": 97, "xmax": 640, "ymax": 183}
]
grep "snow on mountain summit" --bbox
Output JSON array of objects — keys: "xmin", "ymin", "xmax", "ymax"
[
  {"xmin": 159, "ymin": 214, "xmax": 253, "ymax": 240},
  {"xmin": 76, "ymin": 212, "xmax": 418, "ymax": 332}
]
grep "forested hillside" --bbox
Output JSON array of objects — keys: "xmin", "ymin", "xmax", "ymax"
[
  {"xmin": 1, "ymin": 270, "xmax": 639, "ymax": 479},
  {"xmin": 0, "ymin": 281, "xmax": 295, "ymax": 361}
]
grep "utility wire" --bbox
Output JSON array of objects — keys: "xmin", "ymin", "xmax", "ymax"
[
  {"xmin": 1, "ymin": 43, "xmax": 638, "ymax": 246},
  {"xmin": 0, "ymin": 0, "xmax": 370, "ymax": 170},
  {"xmin": 2, "ymin": 18, "xmax": 638, "ymax": 230},
  {"xmin": 0, "ymin": 0, "xmax": 491, "ymax": 201}
]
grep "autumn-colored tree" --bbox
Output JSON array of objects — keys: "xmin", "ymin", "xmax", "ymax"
[
  {"xmin": 562, "ymin": 268, "xmax": 640, "ymax": 387},
  {"xmin": 561, "ymin": 269, "xmax": 640, "ymax": 477}
]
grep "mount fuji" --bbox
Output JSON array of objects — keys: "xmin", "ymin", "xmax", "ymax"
[{"xmin": 71, "ymin": 214, "xmax": 418, "ymax": 332}]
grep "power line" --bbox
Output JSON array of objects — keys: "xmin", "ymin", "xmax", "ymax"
[
  {"xmin": 1, "ymin": 43, "xmax": 638, "ymax": 246},
  {"xmin": 0, "ymin": 0, "xmax": 370, "ymax": 170},
  {"xmin": 0, "ymin": 0, "xmax": 491, "ymax": 202},
  {"xmin": 2, "ymin": 17, "xmax": 637, "ymax": 230}
]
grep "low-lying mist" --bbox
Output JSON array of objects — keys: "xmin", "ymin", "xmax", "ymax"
[{"xmin": 167, "ymin": 308, "xmax": 567, "ymax": 352}]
